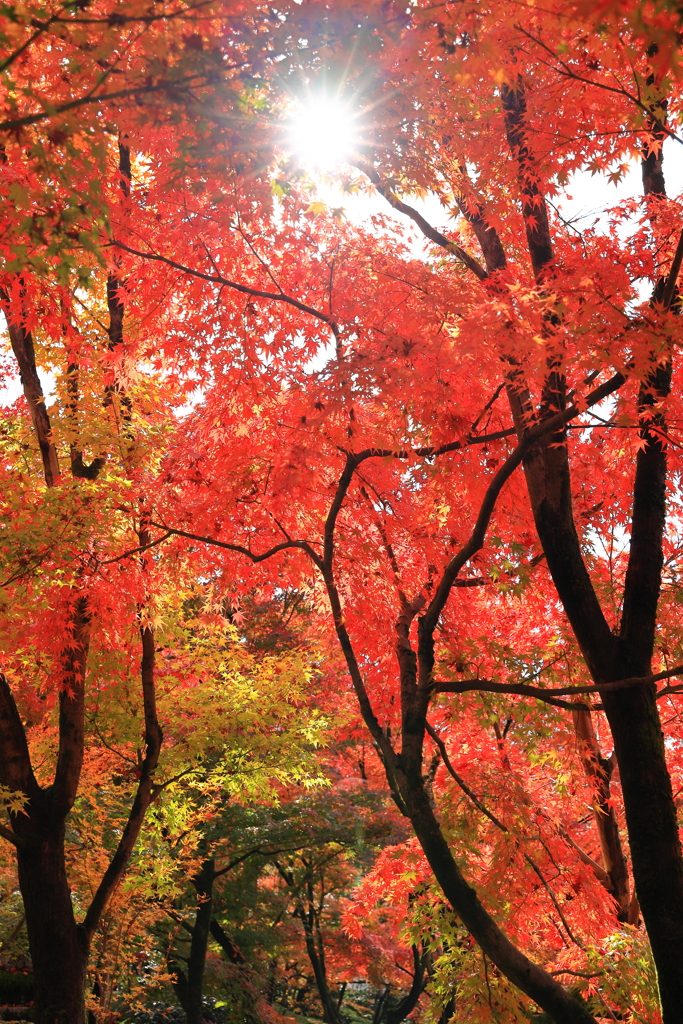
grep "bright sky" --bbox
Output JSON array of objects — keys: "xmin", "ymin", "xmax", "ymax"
[
  {"xmin": 2, "ymin": 104, "xmax": 683, "ymax": 408},
  {"xmin": 306, "ymin": 132, "xmax": 683, "ymax": 263}
]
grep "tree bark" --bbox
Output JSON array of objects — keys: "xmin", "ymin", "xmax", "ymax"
[
  {"xmin": 320, "ymin": 462, "xmax": 600, "ymax": 1023},
  {"xmin": 14, "ymin": 813, "xmax": 87, "ymax": 1024},
  {"xmin": 209, "ymin": 918, "xmax": 246, "ymax": 964},
  {"xmin": 384, "ymin": 945, "xmax": 426, "ymax": 1024},
  {"xmin": 498, "ymin": 78, "xmax": 683, "ymax": 1020},
  {"xmin": 515, "ymin": 318, "xmax": 683, "ymax": 1024},
  {"xmin": 0, "ymin": 285, "xmax": 60, "ymax": 487},
  {"xmin": 298, "ymin": 911, "xmax": 344, "ymax": 1024},
  {"xmin": 402, "ymin": 779, "xmax": 596, "ymax": 1024},
  {"xmin": 186, "ymin": 859, "xmax": 215, "ymax": 1024},
  {"xmin": 0, "ymin": 135, "xmax": 165, "ymax": 1023},
  {"xmin": 571, "ymin": 708, "xmax": 631, "ymax": 920},
  {"xmin": 273, "ymin": 858, "xmax": 344, "ymax": 1024}
]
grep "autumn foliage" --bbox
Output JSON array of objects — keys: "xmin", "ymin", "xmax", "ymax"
[{"xmin": 3, "ymin": 1, "xmax": 683, "ymax": 1023}]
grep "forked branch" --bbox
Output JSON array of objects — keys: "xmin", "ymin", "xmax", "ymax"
[
  {"xmin": 81, "ymin": 618, "xmax": 162, "ymax": 945},
  {"xmin": 110, "ymin": 240, "xmax": 339, "ymax": 333}
]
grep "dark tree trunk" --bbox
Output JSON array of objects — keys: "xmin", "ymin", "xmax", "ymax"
[
  {"xmin": 321, "ymin": 458, "xmax": 601, "ymax": 1023},
  {"xmin": 271, "ymin": 858, "xmax": 344, "ymax": 1024},
  {"xmin": 372, "ymin": 987, "xmax": 390, "ymax": 1024},
  {"xmin": 299, "ymin": 916, "xmax": 344, "ymax": 1024},
  {"xmin": 518, "ymin": 412, "xmax": 683, "ymax": 1020},
  {"xmin": 385, "ymin": 946, "xmax": 426, "ymax": 1024},
  {"xmin": 15, "ymin": 815, "xmax": 87, "ymax": 1024},
  {"xmin": 209, "ymin": 918, "xmax": 246, "ymax": 964},
  {"xmin": 571, "ymin": 708, "xmax": 632, "ymax": 921},
  {"xmin": 601, "ymin": 681, "xmax": 683, "ymax": 1012},
  {"xmin": 437, "ymin": 994, "xmax": 456, "ymax": 1024},
  {"xmin": 186, "ymin": 860, "xmax": 215, "ymax": 1024},
  {"xmin": 403, "ymin": 780, "xmax": 596, "ymax": 1024},
  {"xmin": 500, "ymin": 76, "xmax": 683, "ymax": 1020},
  {"xmin": 170, "ymin": 957, "xmax": 189, "ymax": 1008}
]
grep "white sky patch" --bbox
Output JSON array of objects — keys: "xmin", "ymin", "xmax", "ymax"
[
  {"xmin": 287, "ymin": 98, "xmax": 360, "ymax": 172},
  {"xmin": 0, "ymin": 311, "xmax": 55, "ymax": 408},
  {"xmin": 560, "ymin": 136, "xmax": 683, "ymax": 227},
  {"xmin": 0, "ymin": 371, "xmax": 56, "ymax": 409},
  {"xmin": 304, "ymin": 135, "xmax": 683, "ymax": 266}
]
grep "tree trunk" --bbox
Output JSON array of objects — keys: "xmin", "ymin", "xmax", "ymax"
[
  {"xmin": 16, "ymin": 815, "xmax": 87, "ymax": 1024},
  {"xmin": 385, "ymin": 946, "xmax": 425, "ymax": 1024},
  {"xmin": 501, "ymin": 75, "xmax": 683, "ymax": 1019},
  {"xmin": 298, "ymin": 911, "xmax": 343, "ymax": 1024},
  {"xmin": 185, "ymin": 859, "xmax": 215, "ymax": 1024},
  {"xmin": 571, "ymin": 707, "xmax": 631, "ymax": 920},
  {"xmin": 209, "ymin": 918, "xmax": 246, "ymax": 964},
  {"xmin": 0, "ymin": 139, "xmax": 160, "ymax": 1024},
  {"xmin": 601, "ymin": 680, "xmax": 683, "ymax": 1014},
  {"xmin": 437, "ymin": 994, "xmax": 456, "ymax": 1024},
  {"xmin": 403, "ymin": 780, "xmax": 596, "ymax": 1024}
]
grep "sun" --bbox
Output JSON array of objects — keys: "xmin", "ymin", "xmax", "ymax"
[{"xmin": 288, "ymin": 99, "xmax": 358, "ymax": 171}]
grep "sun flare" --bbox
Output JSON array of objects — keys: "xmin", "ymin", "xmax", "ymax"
[{"xmin": 288, "ymin": 99, "xmax": 357, "ymax": 171}]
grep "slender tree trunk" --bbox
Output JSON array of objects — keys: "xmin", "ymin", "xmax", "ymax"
[
  {"xmin": 437, "ymin": 994, "xmax": 456, "ymax": 1024},
  {"xmin": 15, "ymin": 813, "xmax": 87, "ymax": 1024},
  {"xmin": 297, "ymin": 910, "xmax": 343, "ymax": 1024},
  {"xmin": 322, "ymin": 465, "xmax": 600, "ymax": 1023},
  {"xmin": 209, "ymin": 918, "xmax": 246, "ymax": 965},
  {"xmin": 372, "ymin": 987, "xmax": 390, "ymax": 1024},
  {"xmin": 571, "ymin": 708, "xmax": 631, "ymax": 920},
  {"xmin": 518, "ymin": 426, "xmax": 683, "ymax": 1018},
  {"xmin": 500, "ymin": 77, "xmax": 683, "ymax": 1019},
  {"xmin": 385, "ymin": 946, "xmax": 425, "ymax": 1024},
  {"xmin": 185, "ymin": 859, "xmax": 215, "ymax": 1024},
  {"xmin": 0, "ymin": 137, "xmax": 161, "ymax": 1024}
]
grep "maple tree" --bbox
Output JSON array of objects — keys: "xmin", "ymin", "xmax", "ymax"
[
  {"xmin": 4, "ymin": 0, "xmax": 683, "ymax": 1023},
  {"xmin": 0, "ymin": 596, "xmax": 326, "ymax": 1018},
  {"xmin": 0, "ymin": 0, "xmax": 315, "ymax": 1019},
  {"xmin": 155, "ymin": 787, "xmax": 408, "ymax": 1024}
]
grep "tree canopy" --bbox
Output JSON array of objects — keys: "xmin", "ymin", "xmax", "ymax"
[{"xmin": 2, "ymin": 2, "xmax": 683, "ymax": 1023}]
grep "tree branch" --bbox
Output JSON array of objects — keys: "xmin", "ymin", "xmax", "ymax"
[
  {"xmin": 100, "ymin": 531, "xmax": 173, "ymax": 565},
  {"xmin": 52, "ymin": 596, "xmax": 91, "ymax": 817},
  {"xmin": 110, "ymin": 240, "xmax": 338, "ymax": 331},
  {"xmin": 0, "ymin": 825, "xmax": 21, "ymax": 848},
  {"xmin": 318, "ymin": 457, "xmax": 393, "ymax": 764},
  {"xmin": 524, "ymin": 853, "xmax": 585, "ymax": 949},
  {"xmin": 358, "ymin": 164, "xmax": 488, "ymax": 280},
  {"xmin": 82, "ymin": 615, "xmax": 162, "ymax": 944},
  {"xmin": 0, "ymin": 70, "xmax": 242, "ymax": 133},
  {"xmin": 0, "ymin": 285, "xmax": 60, "ymax": 487},
  {"xmin": 433, "ymin": 663, "xmax": 683, "ymax": 705},
  {"xmin": 0, "ymin": 676, "xmax": 38, "ymax": 802},
  {"xmin": 426, "ymin": 721, "xmax": 508, "ymax": 831},
  {"xmin": 149, "ymin": 523, "xmax": 316, "ymax": 564}
]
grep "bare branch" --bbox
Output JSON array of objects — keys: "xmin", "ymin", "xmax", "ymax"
[
  {"xmin": 661, "ymin": 228, "xmax": 683, "ymax": 310},
  {"xmin": 149, "ymin": 523, "xmax": 316, "ymax": 564},
  {"xmin": 100, "ymin": 532, "xmax": 173, "ymax": 566},
  {"xmin": 0, "ymin": 285, "xmax": 60, "ymax": 487},
  {"xmin": 110, "ymin": 240, "xmax": 338, "ymax": 332},
  {"xmin": 0, "ymin": 69, "xmax": 244, "ymax": 133},
  {"xmin": 82, "ymin": 610, "xmax": 163, "ymax": 943},
  {"xmin": 358, "ymin": 164, "xmax": 488, "ymax": 281},
  {"xmin": 434, "ymin": 663, "xmax": 683, "ymax": 706},
  {"xmin": 426, "ymin": 721, "xmax": 508, "ymax": 831},
  {"xmin": 0, "ymin": 824, "xmax": 21, "ymax": 848},
  {"xmin": 524, "ymin": 853, "xmax": 585, "ymax": 949}
]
